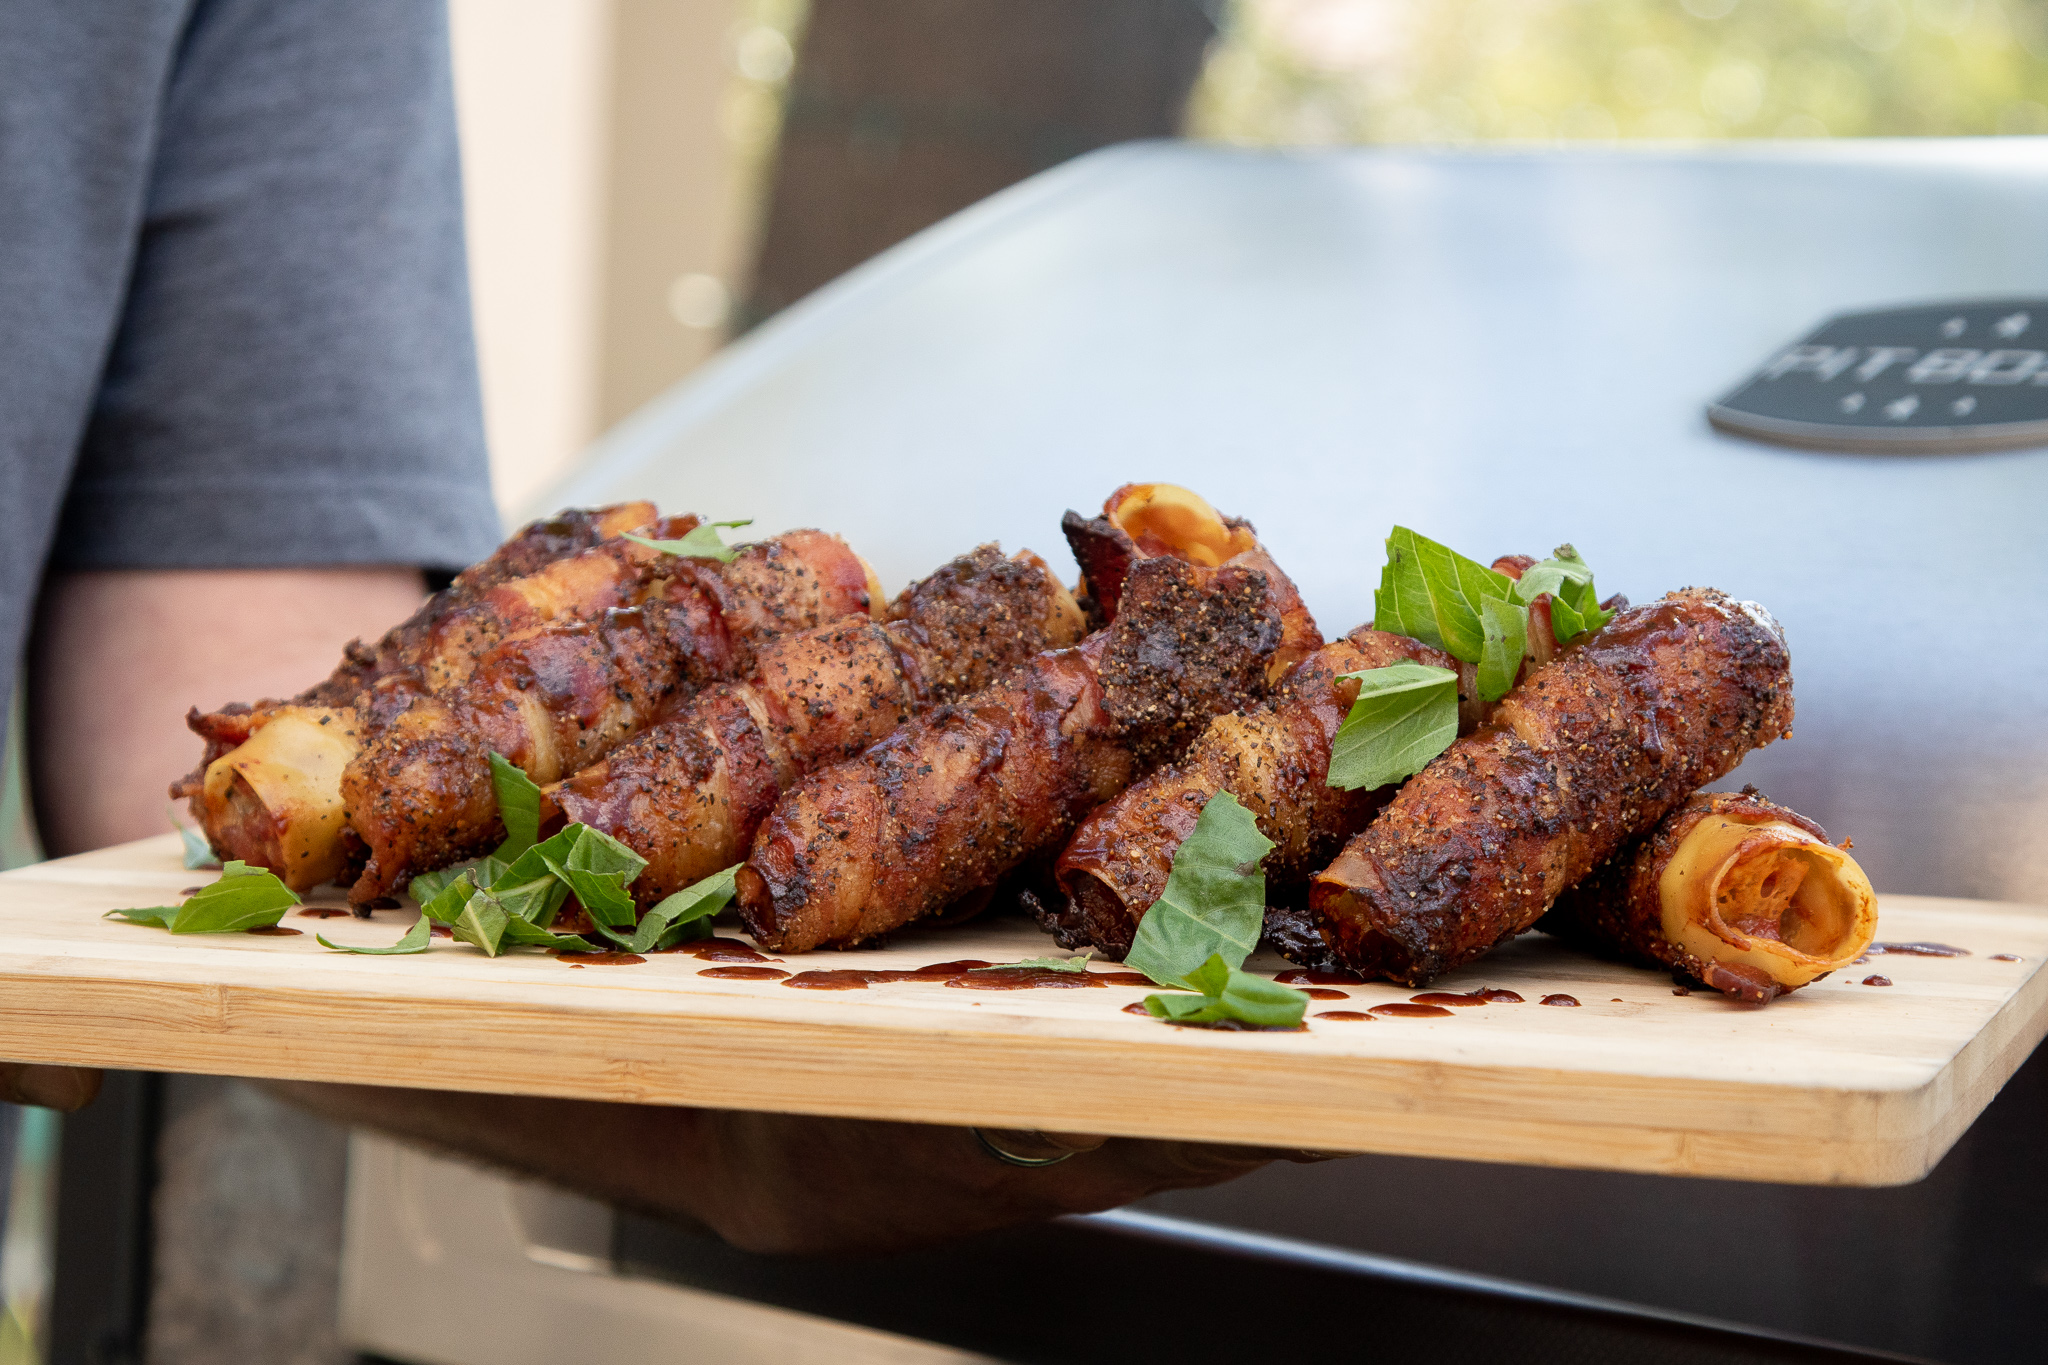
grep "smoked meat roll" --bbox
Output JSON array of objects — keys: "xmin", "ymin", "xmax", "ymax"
[
  {"xmin": 1540, "ymin": 788, "xmax": 1878, "ymax": 1003},
  {"xmin": 176, "ymin": 503, "xmax": 667, "ymax": 783},
  {"xmin": 736, "ymin": 555, "xmax": 1287, "ymax": 952},
  {"xmin": 1046, "ymin": 627, "xmax": 1455, "ymax": 958},
  {"xmin": 300, "ymin": 501, "xmax": 662, "ymax": 707},
  {"xmin": 1062, "ymin": 482, "xmax": 1321, "ymax": 684},
  {"xmin": 550, "ymin": 546, "xmax": 1085, "ymax": 907},
  {"xmin": 1302, "ymin": 588, "xmax": 1795, "ymax": 985},
  {"xmin": 337, "ymin": 530, "xmax": 879, "ymax": 900}
]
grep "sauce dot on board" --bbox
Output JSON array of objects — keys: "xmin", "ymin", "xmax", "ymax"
[
  {"xmin": 558, "ymin": 951, "xmax": 646, "ymax": 966},
  {"xmin": 1301, "ymin": 987, "xmax": 1349, "ymax": 1000},
  {"xmin": 699, "ymin": 965, "xmax": 789, "ymax": 981},
  {"xmin": 1993, "ymin": 954, "xmax": 2023, "ymax": 962},
  {"xmin": 1313, "ymin": 1010, "xmax": 1373, "ymax": 1022},
  {"xmin": 1540, "ymin": 994, "xmax": 1580, "ymax": 1007},
  {"xmin": 246, "ymin": 926, "xmax": 302, "ymax": 936},
  {"xmin": 1122, "ymin": 1002, "xmax": 1152, "ymax": 1016},
  {"xmin": 1371, "ymin": 1003, "xmax": 1453, "ymax": 1019},
  {"xmin": 1866, "ymin": 941, "xmax": 1970, "ymax": 957},
  {"xmin": 1862, "ymin": 975, "xmax": 1893, "ymax": 987},
  {"xmin": 672, "ymin": 936, "xmax": 781, "ymax": 964}
]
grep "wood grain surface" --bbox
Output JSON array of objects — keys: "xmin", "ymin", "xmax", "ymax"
[{"xmin": 2, "ymin": 835, "xmax": 2043, "ymax": 1186}]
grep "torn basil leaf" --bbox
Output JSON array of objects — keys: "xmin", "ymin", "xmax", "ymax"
[
  {"xmin": 489, "ymin": 827, "xmax": 581, "ymax": 927},
  {"xmin": 1513, "ymin": 544, "xmax": 1615, "ymax": 645},
  {"xmin": 106, "ymin": 906, "xmax": 179, "ymax": 928},
  {"xmin": 489, "ymin": 752, "xmax": 543, "ymax": 861},
  {"xmin": 624, "ymin": 519, "xmax": 752, "ymax": 565},
  {"xmin": 1141, "ymin": 952, "xmax": 1308, "ymax": 1029},
  {"xmin": 418, "ymin": 870, "xmax": 480, "ymax": 924},
  {"xmin": 407, "ymin": 860, "xmax": 482, "ymax": 905},
  {"xmin": 1373, "ymin": 527, "xmax": 1516, "ymax": 664},
  {"xmin": 499, "ymin": 918, "xmax": 594, "ymax": 952},
  {"xmin": 169, "ymin": 806, "xmax": 218, "ymax": 870},
  {"xmin": 1326, "ymin": 662, "xmax": 1459, "ymax": 792},
  {"xmin": 1124, "ymin": 793, "xmax": 1274, "ymax": 991},
  {"xmin": 541, "ymin": 824, "xmax": 648, "ymax": 930},
  {"xmin": 542, "ymin": 855, "xmax": 637, "ymax": 928},
  {"xmin": 319, "ymin": 917, "xmax": 432, "ymax": 955},
  {"xmin": 450, "ymin": 887, "xmax": 514, "ymax": 957},
  {"xmin": 161, "ymin": 861, "xmax": 300, "ymax": 934},
  {"xmin": 1476, "ymin": 595, "xmax": 1528, "ymax": 704},
  {"xmin": 607, "ymin": 864, "xmax": 739, "ymax": 953}
]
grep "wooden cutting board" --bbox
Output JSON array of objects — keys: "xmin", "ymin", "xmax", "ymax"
[{"xmin": 3, "ymin": 834, "xmax": 2043, "ymax": 1186}]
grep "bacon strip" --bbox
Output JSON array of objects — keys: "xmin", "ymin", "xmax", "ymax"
[
  {"xmin": 303, "ymin": 502, "xmax": 665, "ymax": 706},
  {"xmin": 1299, "ymin": 589, "xmax": 1795, "ymax": 985},
  {"xmin": 172, "ymin": 503, "xmax": 669, "ymax": 789},
  {"xmin": 1046, "ymin": 628, "xmax": 1455, "ymax": 958},
  {"xmin": 1062, "ymin": 482, "xmax": 1320, "ymax": 683},
  {"xmin": 735, "ymin": 555, "xmax": 1286, "ymax": 952},
  {"xmin": 550, "ymin": 546, "xmax": 1085, "ymax": 907},
  {"xmin": 1540, "ymin": 788, "xmax": 1877, "ymax": 1003},
  {"xmin": 337, "ymin": 530, "xmax": 879, "ymax": 900}
]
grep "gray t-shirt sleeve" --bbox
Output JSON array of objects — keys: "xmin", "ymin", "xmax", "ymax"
[{"xmin": 50, "ymin": 0, "xmax": 502, "ymax": 573}]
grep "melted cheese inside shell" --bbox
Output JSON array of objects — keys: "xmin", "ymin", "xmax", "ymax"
[{"xmin": 1660, "ymin": 815, "xmax": 1878, "ymax": 988}]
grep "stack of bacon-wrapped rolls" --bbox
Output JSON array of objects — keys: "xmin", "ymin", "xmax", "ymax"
[{"xmin": 177, "ymin": 483, "xmax": 1877, "ymax": 1004}]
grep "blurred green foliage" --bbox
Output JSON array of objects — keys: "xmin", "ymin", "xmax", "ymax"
[{"xmin": 1189, "ymin": 0, "xmax": 2048, "ymax": 142}]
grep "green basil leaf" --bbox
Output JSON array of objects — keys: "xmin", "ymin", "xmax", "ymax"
[
  {"xmin": 106, "ymin": 906, "xmax": 179, "ymax": 929},
  {"xmin": 489, "ymin": 752, "xmax": 543, "ymax": 861},
  {"xmin": 626, "ymin": 865, "xmax": 740, "ymax": 954},
  {"xmin": 499, "ymin": 918, "xmax": 595, "ymax": 951},
  {"xmin": 319, "ymin": 917, "xmax": 433, "ymax": 955},
  {"xmin": 1549, "ymin": 590, "xmax": 1589, "ymax": 642},
  {"xmin": 969, "ymin": 952, "xmax": 1093, "ymax": 974},
  {"xmin": 1476, "ymin": 595, "xmax": 1528, "ymax": 704},
  {"xmin": 1514, "ymin": 545, "xmax": 1615, "ymax": 645},
  {"xmin": 408, "ymin": 860, "xmax": 479, "ymax": 905},
  {"xmin": 1124, "ymin": 793, "xmax": 1274, "ymax": 991},
  {"xmin": 1511, "ymin": 543, "xmax": 1595, "ymax": 606},
  {"xmin": 168, "ymin": 861, "xmax": 300, "ymax": 933},
  {"xmin": 419, "ymin": 870, "xmax": 480, "ymax": 924},
  {"xmin": 564, "ymin": 824, "xmax": 647, "ymax": 884},
  {"xmin": 624, "ymin": 519, "xmax": 752, "ymax": 565},
  {"xmin": 489, "ymin": 826, "xmax": 582, "ymax": 926},
  {"xmin": 170, "ymin": 806, "xmax": 218, "ymax": 870},
  {"xmin": 540, "ymin": 855, "xmax": 637, "ymax": 929},
  {"xmin": 1372, "ymin": 527, "xmax": 1515, "ymax": 663},
  {"xmin": 1326, "ymin": 662, "xmax": 1459, "ymax": 792},
  {"xmin": 451, "ymin": 887, "xmax": 513, "ymax": 956},
  {"xmin": 1140, "ymin": 953, "xmax": 1308, "ymax": 1028}
]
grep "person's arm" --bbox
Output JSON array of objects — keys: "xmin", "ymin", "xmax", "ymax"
[
  {"xmin": 2, "ymin": 565, "xmax": 428, "ymax": 1110},
  {"xmin": 3, "ymin": 566, "xmax": 1314, "ymax": 1251},
  {"xmin": 28, "ymin": 567, "xmax": 430, "ymax": 855}
]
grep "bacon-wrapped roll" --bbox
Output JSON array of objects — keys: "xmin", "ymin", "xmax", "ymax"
[
  {"xmin": 300, "ymin": 502, "xmax": 662, "ymax": 707},
  {"xmin": 1062, "ymin": 482, "xmax": 1320, "ymax": 684},
  {"xmin": 1044, "ymin": 627, "xmax": 1456, "ymax": 957},
  {"xmin": 1300, "ymin": 588, "xmax": 1795, "ymax": 985},
  {"xmin": 1540, "ymin": 788, "xmax": 1878, "ymax": 1003},
  {"xmin": 337, "ymin": 530, "xmax": 880, "ymax": 900},
  {"xmin": 550, "ymin": 546, "xmax": 1085, "ymax": 907},
  {"xmin": 736, "ymin": 555, "xmax": 1286, "ymax": 952},
  {"xmin": 176, "ymin": 505, "xmax": 677, "ymax": 789}
]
